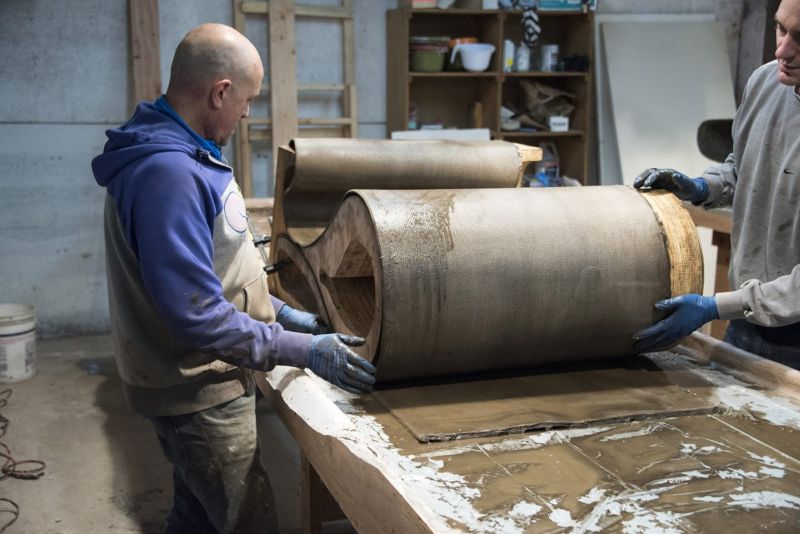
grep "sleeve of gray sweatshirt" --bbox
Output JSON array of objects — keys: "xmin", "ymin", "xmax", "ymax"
[
  {"xmin": 701, "ymin": 152, "xmax": 800, "ymax": 326},
  {"xmin": 715, "ymin": 268, "xmax": 800, "ymax": 327},
  {"xmin": 700, "ymin": 152, "xmax": 737, "ymax": 209}
]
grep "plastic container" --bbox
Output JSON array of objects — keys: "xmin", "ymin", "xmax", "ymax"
[
  {"xmin": 528, "ymin": 142, "xmax": 561, "ymax": 187},
  {"xmin": 540, "ymin": 44, "xmax": 560, "ymax": 72},
  {"xmin": 503, "ymin": 39, "xmax": 515, "ymax": 72},
  {"xmin": 0, "ymin": 304, "xmax": 36, "ymax": 383},
  {"xmin": 515, "ymin": 42, "xmax": 530, "ymax": 72},
  {"xmin": 410, "ymin": 36, "xmax": 449, "ymax": 72},
  {"xmin": 450, "ymin": 43, "xmax": 495, "ymax": 72},
  {"xmin": 446, "ymin": 37, "xmax": 478, "ymax": 70}
]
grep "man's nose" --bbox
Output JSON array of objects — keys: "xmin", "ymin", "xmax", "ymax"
[{"xmin": 776, "ymin": 34, "xmax": 797, "ymax": 60}]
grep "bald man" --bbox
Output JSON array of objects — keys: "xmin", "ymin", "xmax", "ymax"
[
  {"xmin": 92, "ymin": 24, "xmax": 375, "ymax": 533},
  {"xmin": 632, "ymin": 0, "xmax": 800, "ymax": 368}
]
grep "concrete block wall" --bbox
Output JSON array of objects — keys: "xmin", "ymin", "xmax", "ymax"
[
  {"xmin": 0, "ymin": 0, "xmax": 764, "ymax": 335},
  {"xmin": 0, "ymin": 0, "xmax": 395, "ymax": 336}
]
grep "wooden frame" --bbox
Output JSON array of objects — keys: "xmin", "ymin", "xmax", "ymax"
[
  {"xmin": 128, "ymin": 0, "xmax": 161, "ymax": 111},
  {"xmin": 232, "ymin": 0, "xmax": 358, "ymax": 198}
]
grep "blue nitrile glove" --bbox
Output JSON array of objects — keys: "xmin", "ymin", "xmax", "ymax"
[
  {"xmin": 632, "ymin": 294, "xmax": 719, "ymax": 353},
  {"xmin": 308, "ymin": 334, "xmax": 376, "ymax": 394},
  {"xmin": 633, "ymin": 168, "xmax": 709, "ymax": 203},
  {"xmin": 276, "ymin": 304, "xmax": 330, "ymax": 335}
]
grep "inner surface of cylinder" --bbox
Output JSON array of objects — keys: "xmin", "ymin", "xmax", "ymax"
[
  {"xmin": 319, "ymin": 240, "xmax": 376, "ymax": 338},
  {"xmin": 275, "ymin": 249, "xmax": 319, "ymax": 314}
]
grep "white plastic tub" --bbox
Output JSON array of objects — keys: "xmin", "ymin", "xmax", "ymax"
[{"xmin": 0, "ymin": 304, "xmax": 36, "ymax": 383}]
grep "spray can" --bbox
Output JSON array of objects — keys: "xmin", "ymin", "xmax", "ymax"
[{"xmin": 540, "ymin": 44, "xmax": 560, "ymax": 72}]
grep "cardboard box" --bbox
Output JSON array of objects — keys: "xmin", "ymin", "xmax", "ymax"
[{"xmin": 548, "ymin": 115, "xmax": 569, "ymax": 132}]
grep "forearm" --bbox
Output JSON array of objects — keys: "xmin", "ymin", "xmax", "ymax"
[
  {"xmin": 700, "ymin": 153, "xmax": 737, "ymax": 208},
  {"xmin": 271, "ymin": 294, "xmax": 286, "ymax": 316},
  {"xmin": 716, "ymin": 265, "xmax": 800, "ymax": 327},
  {"xmin": 202, "ymin": 305, "xmax": 312, "ymax": 370}
]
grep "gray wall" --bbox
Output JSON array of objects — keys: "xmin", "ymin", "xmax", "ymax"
[
  {"xmin": 0, "ymin": 0, "xmax": 394, "ymax": 336},
  {"xmin": 0, "ymin": 0, "xmax": 770, "ymax": 336}
]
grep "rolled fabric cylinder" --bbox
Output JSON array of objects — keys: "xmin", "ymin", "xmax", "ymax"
[
  {"xmin": 273, "ymin": 186, "xmax": 703, "ymax": 383},
  {"xmin": 273, "ymin": 138, "xmax": 535, "ymax": 247}
]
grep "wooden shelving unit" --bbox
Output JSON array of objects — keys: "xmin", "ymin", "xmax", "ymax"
[{"xmin": 387, "ymin": 8, "xmax": 594, "ymax": 183}]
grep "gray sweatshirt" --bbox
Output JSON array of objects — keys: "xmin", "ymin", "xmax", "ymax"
[{"xmin": 702, "ymin": 61, "xmax": 800, "ymax": 327}]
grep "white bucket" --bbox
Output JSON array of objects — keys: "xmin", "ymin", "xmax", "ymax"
[{"xmin": 0, "ymin": 304, "xmax": 36, "ymax": 383}]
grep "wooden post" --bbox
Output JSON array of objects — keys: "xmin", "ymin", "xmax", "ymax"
[
  {"xmin": 128, "ymin": 0, "xmax": 161, "ymax": 111},
  {"xmin": 269, "ymin": 0, "xmax": 299, "ymax": 179}
]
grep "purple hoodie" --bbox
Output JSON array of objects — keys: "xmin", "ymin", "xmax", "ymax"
[{"xmin": 92, "ymin": 101, "xmax": 310, "ymax": 375}]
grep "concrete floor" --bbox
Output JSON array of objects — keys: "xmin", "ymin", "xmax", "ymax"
[{"xmin": 1, "ymin": 335, "xmax": 355, "ymax": 533}]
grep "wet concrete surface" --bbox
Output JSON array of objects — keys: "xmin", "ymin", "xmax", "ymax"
[{"xmin": 1, "ymin": 335, "xmax": 354, "ymax": 533}]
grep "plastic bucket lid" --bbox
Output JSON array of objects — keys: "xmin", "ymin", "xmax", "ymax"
[{"xmin": 0, "ymin": 304, "xmax": 36, "ymax": 336}]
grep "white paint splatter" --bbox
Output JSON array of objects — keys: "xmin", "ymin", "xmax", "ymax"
[
  {"xmin": 681, "ymin": 470, "xmax": 710, "ymax": 480},
  {"xmin": 549, "ymin": 508, "xmax": 578, "ymax": 528},
  {"xmin": 600, "ymin": 424, "xmax": 665, "ymax": 442},
  {"xmin": 728, "ymin": 491, "xmax": 800, "ymax": 510},
  {"xmin": 680, "ymin": 443, "xmax": 725, "ymax": 455},
  {"xmin": 759, "ymin": 467, "xmax": 785, "ymax": 478},
  {"xmin": 749, "ymin": 452, "xmax": 786, "ymax": 469},
  {"xmin": 677, "ymin": 364, "xmax": 800, "ymax": 428},
  {"xmin": 628, "ymin": 491, "xmax": 660, "ymax": 503},
  {"xmin": 428, "ymin": 459, "xmax": 444, "ymax": 469},
  {"xmin": 622, "ymin": 509, "xmax": 688, "ymax": 533},
  {"xmin": 693, "ymin": 495, "xmax": 724, "ymax": 503},
  {"xmin": 579, "ymin": 486, "xmax": 607, "ymax": 504},
  {"xmin": 718, "ymin": 469, "xmax": 759, "ymax": 480},
  {"xmin": 509, "ymin": 501, "xmax": 542, "ymax": 518}
]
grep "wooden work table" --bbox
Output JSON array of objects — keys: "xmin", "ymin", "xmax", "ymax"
[
  {"xmin": 257, "ymin": 334, "xmax": 800, "ymax": 533},
  {"xmin": 685, "ymin": 205, "xmax": 732, "ymax": 340}
]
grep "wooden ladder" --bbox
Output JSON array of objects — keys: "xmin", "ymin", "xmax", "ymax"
[{"xmin": 232, "ymin": 0, "xmax": 358, "ymax": 198}]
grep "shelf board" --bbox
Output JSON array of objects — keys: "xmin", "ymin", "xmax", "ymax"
[
  {"xmin": 409, "ymin": 71, "xmax": 499, "ymax": 78},
  {"xmin": 409, "ymin": 8, "xmax": 499, "ymax": 16},
  {"xmin": 504, "ymin": 71, "xmax": 588, "ymax": 79},
  {"xmin": 500, "ymin": 130, "xmax": 585, "ymax": 138},
  {"xmin": 408, "ymin": 9, "xmax": 592, "ymax": 17},
  {"xmin": 503, "ymin": 9, "xmax": 591, "ymax": 17}
]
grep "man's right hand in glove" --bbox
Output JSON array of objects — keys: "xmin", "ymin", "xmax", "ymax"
[
  {"xmin": 633, "ymin": 168, "xmax": 709, "ymax": 203},
  {"xmin": 307, "ymin": 334, "xmax": 376, "ymax": 394}
]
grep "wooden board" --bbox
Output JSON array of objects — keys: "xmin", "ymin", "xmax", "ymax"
[
  {"xmin": 232, "ymin": 1, "xmax": 359, "ymax": 197},
  {"xmin": 268, "ymin": 0, "xmax": 299, "ymax": 168},
  {"xmin": 258, "ymin": 342, "xmax": 800, "ymax": 533},
  {"xmin": 128, "ymin": 0, "xmax": 161, "ymax": 109}
]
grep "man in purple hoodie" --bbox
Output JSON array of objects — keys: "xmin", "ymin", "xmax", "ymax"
[{"xmin": 92, "ymin": 23, "xmax": 375, "ymax": 533}]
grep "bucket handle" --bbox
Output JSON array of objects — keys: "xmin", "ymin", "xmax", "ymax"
[{"xmin": 450, "ymin": 44, "xmax": 463, "ymax": 65}]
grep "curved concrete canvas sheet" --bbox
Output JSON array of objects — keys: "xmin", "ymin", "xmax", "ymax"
[
  {"xmin": 273, "ymin": 186, "xmax": 703, "ymax": 383},
  {"xmin": 273, "ymin": 138, "xmax": 533, "ymax": 247}
]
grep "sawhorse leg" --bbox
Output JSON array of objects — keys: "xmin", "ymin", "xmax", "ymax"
[{"xmin": 301, "ymin": 454, "xmax": 348, "ymax": 534}]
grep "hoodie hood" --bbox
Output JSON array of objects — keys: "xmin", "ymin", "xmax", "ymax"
[{"xmin": 92, "ymin": 102, "xmax": 201, "ymax": 187}]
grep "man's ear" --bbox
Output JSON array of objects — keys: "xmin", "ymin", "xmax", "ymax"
[{"xmin": 209, "ymin": 79, "xmax": 233, "ymax": 110}]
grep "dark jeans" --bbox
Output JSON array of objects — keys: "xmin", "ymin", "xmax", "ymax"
[
  {"xmin": 725, "ymin": 319, "xmax": 800, "ymax": 370},
  {"xmin": 149, "ymin": 391, "xmax": 278, "ymax": 534}
]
